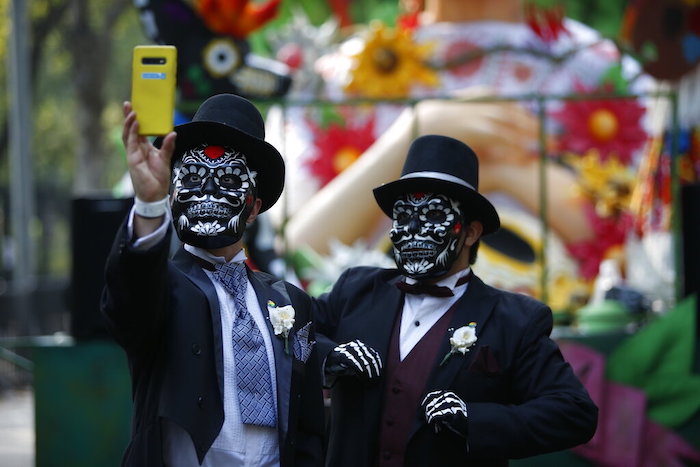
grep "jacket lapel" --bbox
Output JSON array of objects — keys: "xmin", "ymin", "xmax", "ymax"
[
  {"xmin": 172, "ymin": 249, "xmax": 226, "ymax": 399},
  {"xmin": 247, "ymin": 269, "xmax": 292, "ymax": 440},
  {"xmin": 360, "ymin": 274, "xmax": 405, "ymax": 436},
  {"xmin": 364, "ymin": 276, "xmax": 405, "ymax": 361}
]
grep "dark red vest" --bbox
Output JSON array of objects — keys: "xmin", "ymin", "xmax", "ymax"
[{"xmin": 377, "ymin": 303, "xmax": 458, "ymax": 466}]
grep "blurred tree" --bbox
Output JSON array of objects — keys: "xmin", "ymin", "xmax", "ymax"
[
  {"xmin": 64, "ymin": 0, "xmax": 133, "ymax": 193},
  {"xmin": 1, "ymin": 0, "xmax": 146, "ymax": 279}
]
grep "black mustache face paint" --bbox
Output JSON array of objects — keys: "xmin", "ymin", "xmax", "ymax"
[
  {"xmin": 390, "ymin": 192, "xmax": 464, "ymax": 280},
  {"xmin": 171, "ymin": 144, "xmax": 257, "ymax": 248}
]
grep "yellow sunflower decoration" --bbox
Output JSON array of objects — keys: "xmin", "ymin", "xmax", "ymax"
[
  {"xmin": 565, "ymin": 150, "xmax": 635, "ymax": 218},
  {"xmin": 345, "ymin": 22, "xmax": 439, "ymax": 98}
]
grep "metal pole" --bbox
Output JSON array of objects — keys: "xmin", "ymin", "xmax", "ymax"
[
  {"xmin": 668, "ymin": 91, "xmax": 683, "ymax": 305},
  {"xmin": 7, "ymin": 0, "xmax": 36, "ymax": 294},
  {"xmin": 537, "ymin": 97, "xmax": 548, "ymax": 305}
]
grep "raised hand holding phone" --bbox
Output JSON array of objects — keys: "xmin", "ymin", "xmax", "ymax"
[
  {"xmin": 122, "ymin": 100, "xmax": 176, "ymax": 236},
  {"xmin": 126, "ymin": 45, "xmax": 178, "ymax": 235}
]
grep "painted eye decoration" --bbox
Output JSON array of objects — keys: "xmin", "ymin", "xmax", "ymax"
[
  {"xmin": 423, "ymin": 206, "xmax": 447, "ymax": 224},
  {"xmin": 203, "ymin": 38, "xmax": 241, "ymax": 78},
  {"xmin": 180, "ymin": 165, "xmax": 207, "ymax": 189},
  {"xmin": 394, "ymin": 209, "xmax": 412, "ymax": 225},
  {"xmin": 219, "ymin": 172, "xmax": 242, "ymax": 190},
  {"xmin": 182, "ymin": 173, "xmax": 203, "ymax": 188},
  {"xmin": 216, "ymin": 166, "xmax": 250, "ymax": 192}
]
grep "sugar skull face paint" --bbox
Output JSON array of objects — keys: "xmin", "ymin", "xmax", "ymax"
[
  {"xmin": 390, "ymin": 192, "xmax": 464, "ymax": 280},
  {"xmin": 171, "ymin": 144, "xmax": 257, "ymax": 248}
]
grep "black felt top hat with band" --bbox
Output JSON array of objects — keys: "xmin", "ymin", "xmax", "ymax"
[
  {"xmin": 373, "ymin": 134, "xmax": 500, "ymax": 235},
  {"xmin": 155, "ymin": 93, "xmax": 284, "ymax": 213}
]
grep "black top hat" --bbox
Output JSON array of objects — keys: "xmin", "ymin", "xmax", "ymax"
[
  {"xmin": 155, "ymin": 93, "xmax": 284, "ymax": 213},
  {"xmin": 373, "ymin": 135, "xmax": 500, "ymax": 234}
]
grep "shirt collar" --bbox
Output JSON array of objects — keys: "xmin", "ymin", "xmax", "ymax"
[{"xmin": 184, "ymin": 243, "xmax": 247, "ymax": 265}]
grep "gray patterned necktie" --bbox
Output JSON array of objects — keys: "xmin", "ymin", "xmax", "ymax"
[{"xmin": 213, "ymin": 262, "xmax": 277, "ymax": 427}]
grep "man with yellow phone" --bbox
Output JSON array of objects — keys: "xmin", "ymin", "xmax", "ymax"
[{"xmin": 101, "ymin": 93, "xmax": 325, "ymax": 466}]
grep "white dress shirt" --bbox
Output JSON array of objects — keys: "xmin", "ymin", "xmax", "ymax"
[
  {"xmin": 398, "ymin": 269, "xmax": 471, "ymax": 361},
  {"xmin": 128, "ymin": 208, "xmax": 280, "ymax": 466}
]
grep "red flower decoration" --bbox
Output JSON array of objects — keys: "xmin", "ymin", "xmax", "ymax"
[
  {"xmin": 306, "ymin": 114, "xmax": 376, "ymax": 187},
  {"xmin": 328, "ymin": 0, "xmax": 353, "ymax": 29},
  {"xmin": 553, "ymin": 84, "xmax": 647, "ymax": 164},
  {"xmin": 444, "ymin": 40, "xmax": 485, "ymax": 78},
  {"xmin": 195, "ymin": 0, "xmax": 281, "ymax": 38},
  {"xmin": 524, "ymin": 2, "xmax": 569, "ymax": 43},
  {"xmin": 398, "ymin": 11, "xmax": 420, "ymax": 32},
  {"xmin": 566, "ymin": 204, "xmax": 633, "ymax": 280}
]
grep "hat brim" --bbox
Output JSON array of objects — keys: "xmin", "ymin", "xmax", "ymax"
[
  {"xmin": 155, "ymin": 120, "xmax": 285, "ymax": 213},
  {"xmin": 373, "ymin": 178, "xmax": 500, "ymax": 235}
]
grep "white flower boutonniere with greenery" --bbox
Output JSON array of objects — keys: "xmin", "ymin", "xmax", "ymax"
[
  {"xmin": 268, "ymin": 300, "xmax": 295, "ymax": 355},
  {"xmin": 440, "ymin": 322, "xmax": 477, "ymax": 366}
]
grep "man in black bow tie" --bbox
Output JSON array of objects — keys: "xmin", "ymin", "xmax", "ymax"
[
  {"xmin": 101, "ymin": 94, "xmax": 325, "ymax": 466},
  {"xmin": 312, "ymin": 134, "xmax": 597, "ymax": 467}
]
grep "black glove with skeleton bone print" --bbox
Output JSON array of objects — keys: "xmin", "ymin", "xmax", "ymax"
[
  {"xmin": 421, "ymin": 390, "xmax": 469, "ymax": 439},
  {"xmin": 324, "ymin": 339, "xmax": 383, "ymax": 385}
]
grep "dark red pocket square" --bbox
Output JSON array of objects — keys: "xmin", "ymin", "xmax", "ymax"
[{"xmin": 468, "ymin": 345, "xmax": 500, "ymax": 374}]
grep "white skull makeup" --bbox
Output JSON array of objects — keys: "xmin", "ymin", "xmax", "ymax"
[
  {"xmin": 390, "ymin": 192, "xmax": 464, "ymax": 280},
  {"xmin": 171, "ymin": 144, "xmax": 258, "ymax": 248}
]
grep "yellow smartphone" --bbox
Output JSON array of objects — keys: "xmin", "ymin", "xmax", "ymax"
[{"xmin": 131, "ymin": 45, "xmax": 177, "ymax": 136}]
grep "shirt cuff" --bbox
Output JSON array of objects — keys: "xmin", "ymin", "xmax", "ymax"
[{"xmin": 127, "ymin": 205, "xmax": 171, "ymax": 250}]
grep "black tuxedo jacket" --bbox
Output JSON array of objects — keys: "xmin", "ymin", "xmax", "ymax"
[
  {"xmin": 101, "ymin": 223, "xmax": 325, "ymax": 466},
  {"xmin": 313, "ymin": 266, "xmax": 597, "ymax": 467}
]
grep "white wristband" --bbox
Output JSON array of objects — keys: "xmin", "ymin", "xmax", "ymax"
[{"xmin": 133, "ymin": 195, "xmax": 170, "ymax": 218}]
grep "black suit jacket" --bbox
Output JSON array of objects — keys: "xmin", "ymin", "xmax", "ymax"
[
  {"xmin": 313, "ymin": 266, "xmax": 597, "ymax": 467},
  {"xmin": 101, "ymin": 222, "xmax": 325, "ymax": 466}
]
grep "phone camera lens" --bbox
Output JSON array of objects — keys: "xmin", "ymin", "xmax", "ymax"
[{"xmin": 142, "ymin": 57, "xmax": 167, "ymax": 65}]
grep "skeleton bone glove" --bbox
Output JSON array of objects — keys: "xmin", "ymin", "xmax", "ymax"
[
  {"xmin": 325, "ymin": 339, "xmax": 383, "ymax": 384},
  {"xmin": 421, "ymin": 390, "xmax": 469, "ymax": 439}
]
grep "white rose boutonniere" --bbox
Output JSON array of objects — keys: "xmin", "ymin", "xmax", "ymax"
[
  {"xmin": 268, "ymin": 300, "xmax": 295, "ymax": 355},
  {"xmin": 440, "ymin": 322, "xmax": 477, "ymax": 366}
]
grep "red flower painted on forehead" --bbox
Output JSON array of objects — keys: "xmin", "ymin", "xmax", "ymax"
[
  {"xmin": 413, "ymin": 192, "xmax": 426, "ymax": 199},
  {"xmin": 204, "ymin": 145, "xmax": 225, "ymax": 159}
]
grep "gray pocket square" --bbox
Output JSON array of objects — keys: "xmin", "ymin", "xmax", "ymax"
[{"xmin": 292, "ymin": 321, "xmax": 316, "ymax": 363}]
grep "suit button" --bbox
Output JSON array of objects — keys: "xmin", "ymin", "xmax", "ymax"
[
  {"xmin": 191, "ymin": 343, "xmax": 201, "ymax": 355},
  {"xmin": 391, "ymin": 387, "xmax": 400, "ymax": 394},
  {"xmin": 386, "ymin": 419, "xmax": 394, "ymax": 427},
  {"xmin": 197, "ymin": 396, "xmax": 204, "ymax": 408},
  {"xmin": 382, "ymin": 451, "xmax": 391, "ymax": 460}
]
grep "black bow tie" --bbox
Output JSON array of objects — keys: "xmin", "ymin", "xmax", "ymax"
[
  {"xmin": 396, "ymin": 281, "xmax": 454, "ymax": 297},
  {"xmin": 395, "ymin": 272, "xmax": 472, "ymax": 298}
]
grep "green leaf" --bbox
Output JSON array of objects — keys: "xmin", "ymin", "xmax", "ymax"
[{"xmin": 599, "ymin": 64, "xmax": 628, "ymax": 94}]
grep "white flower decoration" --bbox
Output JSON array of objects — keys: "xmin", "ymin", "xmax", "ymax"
[
  {"xmin": 268, "ymin": 300, "xmax": 295, "ymax": 354},
  {"xmin": 440, "ymin": 322, "xmax": 477, "ymax": 366}
]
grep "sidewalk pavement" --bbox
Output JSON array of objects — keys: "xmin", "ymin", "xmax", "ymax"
[{"xmin": 0, "ymin": 388, "xmax": 34, "ymax": 467}]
